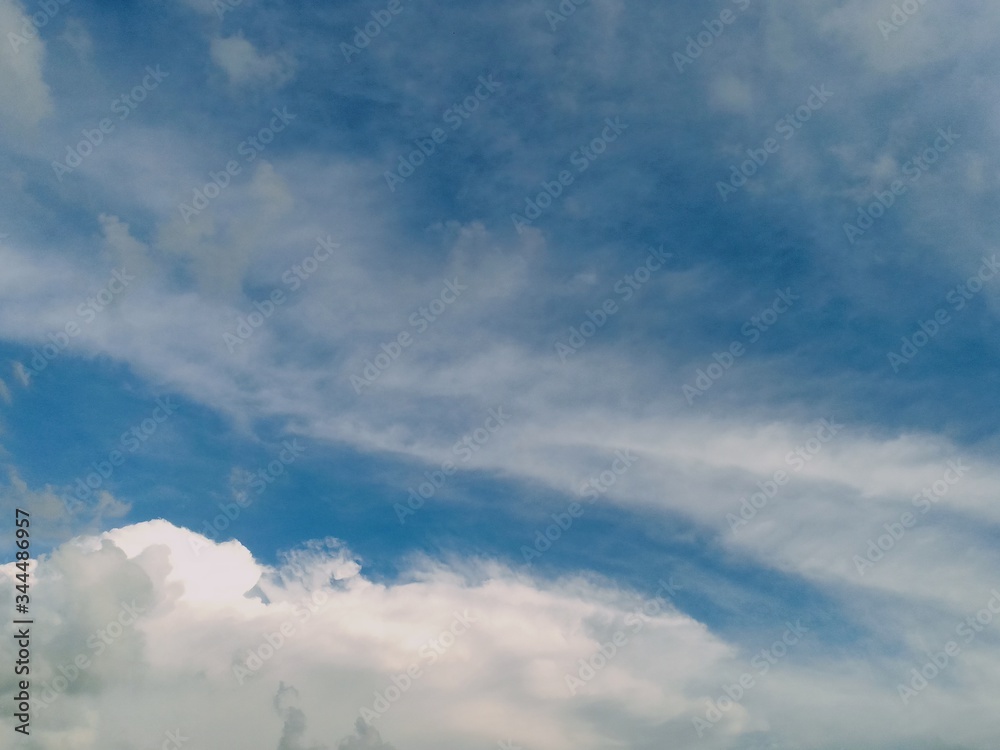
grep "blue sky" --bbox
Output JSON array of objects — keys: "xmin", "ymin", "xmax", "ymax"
[{"xmin": 1, "ymin": 0, "xmax": 1000, "ymax": 748}]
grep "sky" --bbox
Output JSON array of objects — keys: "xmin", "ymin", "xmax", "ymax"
[{"xmin": 1, "ymin": 0, "xmax": 1000, "ymax": 748}]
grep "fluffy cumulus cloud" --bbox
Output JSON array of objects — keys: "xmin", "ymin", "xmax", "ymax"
[
  {"xmin": 0, "ymin": 522, "xmax": 734, "ymax": 749},
  {"xmin": 3, "ymin": 521, "xmax": 1000, "ymax": 748}
]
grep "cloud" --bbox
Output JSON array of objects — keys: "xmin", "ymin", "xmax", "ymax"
[
  {"xmin": 0, "ymin": 521, "xmax": 739, "ymax": 749},
  {"xmin": 179, "ymin": 0, "xmax": 226, "ymax": 14},
  {"xmin": 0, "ymin": 0, "xmax": 54, "ymax": 129},
  {"xmin": 336, "ymin": 718, "xmax": 396, "ymax": 750},
  {"xmin": 271, "ymin": 683, "xmax": 398, "ymax": 750},
  {"xmin": 275, "ymin": 683, "xmax": 327, "ymax": 750},
  {"xmin": 0, "ymin": 468, "xmax": 130, "ymax": 550},
  {"xmin": 3, "ymin": 521, "xmax": 1000, "ymax": 748},
  {"xmin": 1, "ymin": 1, "xmax": 1000, "ymax": 747},
  {"xmin": 98, "ymin": 214, "xmax": 154, "ymax": 280},
  {"xmin": 709, "ymin": 74, "xmax": 754, "ymax": 115},
  {"xmin": 59, "ymin": 17, "xmax": 93, "ymax": 59},
  {"xmin": 210, "ymin": 33, "xmax": 296, "ymax": 88}
]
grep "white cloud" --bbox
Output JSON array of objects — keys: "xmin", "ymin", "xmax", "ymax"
[
  {"xmin": 3, "ymin": 520, "xmax": 999, "ymax": 748},
  {"xmin": 59, "ymin": 17, "xmax": 92, "ymax": 59},
  {"xmin": 210, "ymin": 33, "xmax": 296, "ymax": 88},
  {"xmin": 0, "ymin": 521, "xmax": 736, "ymax": 749},
  {"xmin": 0, "ymin": 0, "xmax": 54, "ymax": 128},
  {"xmin": 709, "ymin": 74, "xmax": 754, "ymax": 115},
  {"xmin": 0, "ymin": 468, "xmax": 130, "ymax": 548},
  {"xmin": 98, "ymin": 214, "xmax": 154, "ymax": 280}
]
